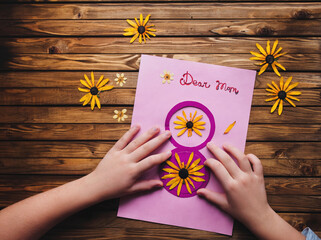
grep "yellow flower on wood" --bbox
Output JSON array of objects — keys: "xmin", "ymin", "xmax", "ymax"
[
  {"xmin": 78, "ymin": 72, "xmax": 114, "ymax": 110},
  {"xmin": 113, "ymin": 109, "xmax": 128, "ymax": 122},
  {"xmin": 123, "ymin": 14, "xmax": 156, "ymax": 43},
  {"xmin": 265, "ymin": 76, "xmax": 301, "ymax": 115},
  {"xmin": 161, "ymin": 152, "xmax": 205, "ymax": 197},
  {"xmin": 174, "ymin": 110, "xmax": 205, "ymax": 137},
  {"xmin": 250, "ymin": 40, "xmax": 287, "ymax": 77},
  {"xmin": 114, "ymin": 73, "xmax": 127, "ymax": 87}
]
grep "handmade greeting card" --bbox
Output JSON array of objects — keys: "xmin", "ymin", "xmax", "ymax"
[{"xmin": 117, "ymin": 55, "xmax": 256, "ymax": 235}]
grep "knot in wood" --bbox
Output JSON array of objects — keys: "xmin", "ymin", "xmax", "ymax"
[
  {"xmin": 300, "ymin": 165, "xmax": 317, "ymax": 176},
  {"xmin": 49, "ymin": 46, "xmax": 60, "ymax": 54},
  {"xmin": 293, "ymin": 9, "xmax": 312, "ymax": 20},
  {"xmin": 256, "ymin": 26, "xmax": 275, "ymax": 36}
]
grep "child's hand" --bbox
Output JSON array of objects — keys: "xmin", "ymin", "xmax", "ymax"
[
  {"xmin": 86, "ymin": 125, "xmax": 172, "ymax": 201},
  {"xmin": 197, "ymin": 143, "xmax": 270, "ymax": 228}
]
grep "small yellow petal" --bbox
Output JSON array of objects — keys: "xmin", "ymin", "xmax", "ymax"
[
  {"xmin": 97, "ymin": 78, "xmax": 110, "ymax": 88},
  {"xmin": 78, "ymin": 87, "xmax": 90, "ymax": 93},
  {"xmin": 187, "ymin": 177, "xmax": 195, "ymax": 189},
  {"xmin": 271, "ymin": 39, "xmax": 278, "ymax": 55},
  {"xmin": 272, "ymin": 62, "xmax": 281, "ymax": 77},
  {"xmin": 176, "ymin": 115, "xmax": 187, "ymax": 123},
  {"xmin": 91, "ymin": 95, "xmax": 96, "ymax": 110},
  {"xmin": 189, "ymin": 164, "xmax": 204, "ymax": 173},
  {"xmin": 266, "ymin": 40, "xmax": 271, "ymax": 55},
  {"xmin": 177, "ymin": 179, "xmax": 183, "ymax": 196},
  {"xmin": 278, "ymin": 99, "xmax": 283, "ymax": 115},
  {"xmin": 185, "ymin": 179, "xmax": 192, "ymax": 194},
  {"xmin": 80, "ymin": 80, "xmax": 91, "ymax": 89},
  {"xmin": 285, "ymin": 82, "xmax": 299, "ymax": 92},
  {"xmin": 161, "ymin": 173, "xmax": 177, "ymax": 180},
  {"xmin": 265, "ymin": 96, "xmax": 278, "ymax": 102},
  {"xmin": 140, "ymin": 14, "xmax": 143, "ymax": 25},
  {"xmin": 83, "ymin": 94, "xmax": 92, "ymax": 106},
  {"xmin": 190, "ymin": 171, "xmax": 205, "ymax": 176},
  {"xmin": 143, "ymin": 14, "xmax": 150, "ymax": 26},
  {"xmin": 287, "ymin": 91, "xmax": 301, "ymax": 96},
  {"xmin": 283, "ymin": 76, "xmax": 293, "ymax": 91},
  {"xmin": 287, "ymin": 95, "xmax": 300, "ymax": 101},
  {"xmin": 96, "ymin": 75, "xmax": 104, "ymax": 87},
  {"xmin": 163, "ymin": 168, "xmax": 179, "ymax": 173},
  {"xmin": 99, "ymin": 85, "xmax": 114, "ymax": 91},
  {"xmin": 126, "ymin": 19, "xmax": 137, "ymax": 28},
  {"xmin": 258, "ymin": 63, "xmax": 268, "ymax": 75},
  {"xmin": 256, "ymin": 43, "xmax": 267, "ymax": 56},
  {"xmin": 177, "ymin": 127, "xmax": 187, "ymax": 137},
  {"xmin": 80, "ymin": 93, "xmax": 90, "ymax": 102},
  {"xmin": 193, "ymin": 128, "xmax": 203, "ymax": 136},
  {"xmin": 95, "ymin": 96, "xmax": 101, "ymax": 109},
  {"xmin": 285, "ymin": 97, "xmax": 296, "ymax": 107},
  {"xmin": 182, "ymin": 110, "xmax": 188, "ymax": 121},
  {"xmin": 271, "ymin": 98, "xmax": 280, "ymax": 113},
  {"xmin": 91, "ymin": 72, "xmax": 95, "ymax": 86},
  {"xmin": 224, "ymin": 121, "xmax": 236, "ymax": 134},
  {"xmin": 166, "ymin": 160, "xmax": 180, "ymax": 171},
  {"xmin": 186, "ymin": 152, "xmax": 194, "ymax": 169},
  {"xmin": 274, "ymin": 61, "xmax": 286, "ymax": 71},
  {"xmin": 188, "ymin": 158, "xmax": 201, "ymax": 171},
  {"xmin": 175, "ymin": 153, "xmax": 182, "ymax": 168},
  {"xmin": 250, "ymin": 51, "xmax": 266, "ymax": 58},
  {"xmin": 279, "ymin": 77, "xmax": 284, "ymax": 90},
  {"xmin": 84, "ymin": 74, "xmax": 92, "ymax": 87},
  {"xmin": 130, "ymin": 33, "xmax": 139, "ymax": 43},
  {"xmin": 189, "ymin": 176, "xmax": 205, "ymax": 182}
]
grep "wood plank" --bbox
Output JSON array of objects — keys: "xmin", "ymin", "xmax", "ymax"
[
  {"xmin": 0, "ymin": 123, "xmax": 314, "ymax": 143},
  {"xmin": 1, "ymin": 123, "xmax": 320, "ymax": 141},
  {"xmin": 0, "ymin": 175, "xmax": 319, "ymax": 212},
  {"xmin": 1, "ymin": 106, "xmax": 320, "ymax": 124},
  {"xmin": 1, "ymin": 19, "xmax": 320, "ymax": 36},
  {"xmin": 1, "ymin": 3, "xmax": 320, "ymax": 20},
  {"xmin": 2, "ymin": 37, "xmax": 320, "ymax": 54},
  {"xmin": 0, "ymin": 158, "xmax": 320, "ymax": 176},
  {"xmin": 0, "ymin": 141, "xmax": 320, "ymax": 160},
  {"xmin": 0, "ymin": 71, "xmax": 320, "ymax": 89},
  {"xmin": 0, "ymin": 88, "xmax": 318, "ymax": 106},
  {"xmin": 3, "ymin": 0, "xmax": 321, "ymax": 2},
  {"xmin": 2, "ymin": 54, "xmax": 320, "ymax": 71}
]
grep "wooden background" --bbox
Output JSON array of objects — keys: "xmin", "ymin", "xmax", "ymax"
[{"xmin": 0, "ymin": 0, "xmax": 320, "ymax": 239}]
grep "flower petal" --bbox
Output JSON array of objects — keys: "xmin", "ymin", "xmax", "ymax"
[
  {"xmin": 80, "ymin": 80, "xmax": 91, "ymax": 89},
  {"xmin": 193, "ymin": 115, "xmax": 203, "ymax": 123},
  {"xmin": 174, "ymin": 125, "xmax": 186, "ymax": 129},
  {"xmin": 285, "ymin": 82, "xmax": 299, "ymax": 92},
  {"xmin": 97, "ymin": 78, "xmax": 110, "ymax": 88},
  {"xmin": 140, "ymin": 14, "xmax": 143, "ymax": 25},
  {"xmin": 177, "ymin": 127, "xmax": 187, "ymax": 137},
  {"xmin": 274, "ymin": 52, "xmax": 287, "ymax": 59},
  {"xmin": 279, "ymin": 76, "xmax": 284, "ymax": 90},
  {"xmin": 271, "ymin": 39, "xmax": 278, "ymax": 55},
  {"xmin": 250, "ymin": 51, "xmax": 266, "ymax": 58},
  {"xmin": 266, "ymin": 40, "xmax": 271, "ymax": 55},
  {"xmin": 176, "ymin": 115, "xmax": 187, "ymax": 123},
  {"xmin": 258, "ymin": 63, "xmax": 269, "ymax": 75},
  {"xmin": 265, "ymin": 96, "xmax": 278, "ymax": 102},
  {"xmin": 166, "ymin": 160, "xmax": 180, "ymax": 171},
  {"xmin": 175, "ymin": 152, "xmax": 182, "ymax": 168},
  {"xmin": 182, "ymin": 110, "xmax": 188, "ymax": 121},
  {"xmin": 189, "ymin": 164, "xmax": 204, "ymax": 173},
  {"xmin": 143, "ymin": 14, "xmax": 150, "ymax": 26},
  {"xmin": 190, "ymin": 171, "xmax": 205, "ymax": 176},
  {"xmin": 271, "ymin": 98, "xmax": 280, "ymax": 113},
  {"xmin": 256, "ymin": 43, "xmax": 267, "ymax": 56},
  {"xmin": 80, "ymin": 93, "xmax": 90, "ymax": 102},
  {"xmin": 189, "ymin": 176, "xmax": 205, "ymax": 182},
  {"xmin": 278, "ymin": 99, "xmax": 283, "ymax": 115},
  {"xmin": 78, "ymin": 87, "xmax": 90, "ymax": 93},
  {"xmin": 267, "ymin": 83, "xmax": 278, "ymax": 93},
  {"xmin": 271, "ymin": 80, "xmax": 280, "ymax": 91},
  {"xmin": 283, "ymin": 76, "xmax": 293, "ymax": 91},
  {"xmin": 161, "ymin": 173, "xmax": 177, "ymax": 180},
  {"xmin": 163, "ymin": 168, "xmax": 179, "ymax": 173},
  {"xmin": 123, "ymin": 31, "xmax": 136, "ymax": 36},
  {"xmin": 285, "ymin": 97, "xmax": 296, "ymax": 107},
  {"xmin": 274, "ymin": 61, "xmax": 286, "ymax": 71},
  {"xmin": 91, "ymin": 72, "xmax": 95, "ymax": 86},
  {"xmin": 83, "ymin": 94, "xmax": 92, "ymax": 106},
  {"xmin": 193, "ymin": 128, "xmax": 203, "ymax": 136},
  {"xmin": 99, "ymin": 85, "xmax": 114, "ymax": 91},
  {"xmin": 126, "ymin": 19, "xmax": 137, "ymax": 28},
  {"xmin": 186, "ymin": 152, "xmax": 194, "ymax": 169},
  {"xmin": 96, "ymin": 75, "xmax": 104, "ymax": 87},
  {"xmin": 177, "ymin": 179, "xmax": 183, "ymax": 196},
  {"xmin": 84, "ymin": 74, "xmax": 92, "ymax": 87},
  {"xmin": 184, "ymin": 179, "xmax": 192, "ymax": 194},
  {"xmin": 266, "ymin": 88, "xmax": 278, "ymax": 94},
  {"xmin": 272, "ymin": 62, "xmax": 281, "ymax": 77},
  {"xmin": 287, "ymin": 95, "xmax": 300, "ymax": 101},
  {"xmin": 188, "ymin": 158, "xmax": 201, "ymax": 171},
  {"xmin": 91, "ymin": 95, "xmax": 96, "ymax": 110},
  {"xmin": 95, "ymin": 95, "xmax": 101, "ymax": 109},
  {"xmin": 168, "ymin": 177, "xmax": 180, "ymax": 189},
  {"xmin": 273, "ymin": 47, "xmax": 283, "ymax": 56},
  {"xmin": 287, "ymin": 91, "xmax": 301, "ymax": 96},
  {"xmin": 139, "ymin": 34, "xmax": 142, "ymax": 43},
  {"xmin": 187, "ymin": 177, "xmax": 195, "ymax": 189},
  {"xmin": 250, "ymin": 57, "xmax": 265, "ymax": 61},
  {"xmin": 130, "ymin": 33, "xmax": 139, "ymax": 43}
]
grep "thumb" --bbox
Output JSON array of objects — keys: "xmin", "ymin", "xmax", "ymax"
[
  {"xmin": 197, "ymin": 188, "xmax": 229, "ymax": 212},
  {"xmin": 128, "ymin": 179, "xmax": 163, "ymax": 194}
]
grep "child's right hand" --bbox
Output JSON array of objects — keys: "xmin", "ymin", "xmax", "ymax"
[
  {"xmin": 197, "ymin": 143, "xmax": 305, "ymax": 240},
  {"xmin": 197, "ymin": 143, "xmax": 271, "ymax": 228}
]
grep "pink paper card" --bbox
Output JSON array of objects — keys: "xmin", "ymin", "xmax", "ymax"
[{"xmin": 117, "ymin": 55, "xmax": 256, "ymax": 235}]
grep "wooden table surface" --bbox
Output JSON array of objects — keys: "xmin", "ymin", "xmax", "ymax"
[{"xmin": 0, "ymin": 0, "xmax": 320, "ymax": 239}]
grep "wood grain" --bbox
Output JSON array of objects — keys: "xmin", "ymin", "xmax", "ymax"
[
  {"xmin": 1, "ymin": 71, "xmax": 320, "ymax": 89},
  {"xmin": 0, "ymin": 158, "xmax": 320, "ymax": 176},
  {"xmin": 2, "ymin": 37, "xmax": 320, "ymax": 54},
  {"xmin": 1, "ymin": 3, "xmax": 320, "ymax": 20},
  {"xmin": 2, "ymin": 54, "xmax": 320, "ymax": 71},
  {"xmin": 1, "ymin": 123, "xmax": 320, "ymax": 141},
  {"xmin": 1, "ymin": 19, "xmax": 320, "ymax": 36},
  {"xmin": 0, "ymin": 141, "xmax": 320, "ymax": 160},
  {"xmin": 0, "ymin": 106, "xmax": 320, "ymax": 124},
  {"xmin": 0, "ymin": 88, "xmax": 318, "ymax": 106}
]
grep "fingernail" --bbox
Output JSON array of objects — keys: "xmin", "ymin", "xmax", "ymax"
[
  {"xmin": 153, "ymin": 126, "xmax": 160, "ymax": 132},
  {"xmin": 156, "ymin": 182, "xmax": 163, "ymax": 188},
  {"xmin": 167, "ymin": 150, "xmax": 172, "ymax": 156},
  {"xmin": 132, "ymin": 124, "xmax": 140, "ymax": 130},
  {"xmin": 165, "ymin": 130, "xmax": 171, "ymax": 137}
]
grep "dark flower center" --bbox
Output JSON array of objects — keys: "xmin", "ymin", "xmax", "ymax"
[
  {"xmin": 186, "ymin": 121, "xmax": 194, "ymax": 129},
  {"xmin": 179, "ymin": 168, "xmax": 189, "ymax": 179},
  {"xmin": 90, "ymin": 87, "xmax": 99, "ymax": 95},
  {"xmin": 138, "ymin": 26, "xmax": 145, "ymax": 34},
  {"xmin": 266, "ymin": 55, "xmax": 275, "ymax": 64},
  {"xmin": 278, "ymin": 90, "xmax": 287, "ymax": 100}
]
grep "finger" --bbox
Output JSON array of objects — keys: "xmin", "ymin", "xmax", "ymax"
[
  {"xmin": 197, "ymin": 188, "xmax": 228, "ymax": 212},
  {"xmin": 137, "ymin": 150, "xmax": 172, "ymax": 173},
  {"xmin": 111, "ymin": 125, "xmax": 140, "ymax": 152},
  {"xmin": 128, "ymin": 179, "xmax": 163, "ymax": 194},
  {"xmin": 223, "ymin": 144, "xmax": 252, "ymax": 173},
  {"xmin": 205, "ymin": 158, "xmax": 233, "ymax": 189},
  {"xmin": 207, "ymin": 142, "xmax": 241, "ymax": 178},
  {"xmin": 124, "ymin": 126, "xmax": 160, "ymax": 153},
  {"xmin": 247, "ymin": 154, "xmax": 263, "ymax": 176},
  {"xmin": 131, "ymin": 131, "xmax": 171, "ymax": 161}
]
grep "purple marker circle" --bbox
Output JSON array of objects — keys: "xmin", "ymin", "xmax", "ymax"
[
  {"xmin": 160, "ymin": 149, "xmax": 210, "ymax": 198},
  {"xmin": 165, "ymin": 101, "xmax": 215, "ymax": 150}
]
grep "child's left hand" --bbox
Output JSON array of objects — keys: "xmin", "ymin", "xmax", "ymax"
[{"xmin": 85, "ymin": 125, "xmax": 172, "ymax": 201}]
